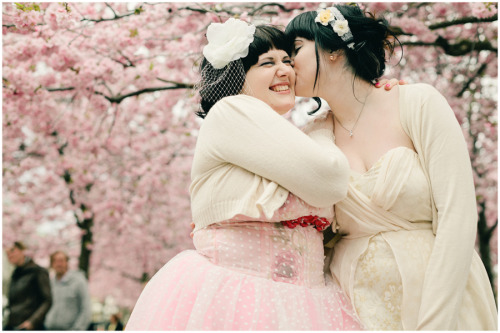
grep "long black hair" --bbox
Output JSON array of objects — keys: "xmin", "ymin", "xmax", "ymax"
[
  {"xmin": 197, "ymin": 25, "xmax": 292, "ymax": 118},
  {"xmin": 285, "ymin": 4, "xmax": 400, "ymax": 113}
]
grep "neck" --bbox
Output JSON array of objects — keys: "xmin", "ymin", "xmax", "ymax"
[
  {"xmin": 321, "ymin": 72, "xmax": 374, "ymax": 125},
  {"xmin": 17, "ymin": 256, "xmax": 27, "ymax": 267},
  {"xmin": 56, "ymin": 272, "xmax": 66, "ymax": 280}
]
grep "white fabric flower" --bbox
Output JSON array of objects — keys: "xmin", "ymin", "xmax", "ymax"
[
  {"xmin": 315, "ymin": 8, "xmax": 334, "ymax": 26},
  {"xmin": 332, "ymin": 20, "xmax": 350, "ymax": 36},
  {"xmin": 203, "ymin": 18, "xmax": 256, "ymax": 69}
]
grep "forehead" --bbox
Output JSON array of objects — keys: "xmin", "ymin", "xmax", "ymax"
[
  {"xmin": 258, "ymin": 48, "xmax": 290, "ymax": 58},
  {"xmin": 53, "ymin": 252, "xmax": 67, "ymax": 260},
  {"xmin": 293, "ymin": 37, "xmax": 310, "ymax": 45},
  {"xmin": 7, "ymin": 246, "xmax": 21, "ymax": 253}
]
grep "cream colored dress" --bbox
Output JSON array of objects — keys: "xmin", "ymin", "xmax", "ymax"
[{"xmin": 328, "ymin": 84, "xmax": 497, "ymax": 330}]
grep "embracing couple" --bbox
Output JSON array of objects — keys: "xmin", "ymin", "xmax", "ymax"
[{"xmin": 125, "ymin": 4, "xmax": 497, "ymax": 331}]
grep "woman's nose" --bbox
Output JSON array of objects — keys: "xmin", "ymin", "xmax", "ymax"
[{"xmin": 277, "ymin": 62, "xmax": 293, "ymax": 76}]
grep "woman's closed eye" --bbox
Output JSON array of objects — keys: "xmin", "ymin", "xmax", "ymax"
[
  {"xmin": 260, "ymin": 59, "xmax": 293, "ymax": 67},
  {"xmin": 260, "ymin": 61, "xmax": 274, "ymax": 66}
]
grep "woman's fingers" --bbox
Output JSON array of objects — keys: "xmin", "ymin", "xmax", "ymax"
[
  {"xmin": 190, "ymin": 222, "xmax": 195, "ymax": 238},
  {"xmin": 375, "ymin": 78, "xmax": 407, "ymax": 90},
  {"xmin": 375, "ymin": 79, "xmax": 388, "ymax": 88}
]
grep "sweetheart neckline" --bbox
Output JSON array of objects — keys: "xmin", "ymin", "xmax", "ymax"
[{"xmin": 349, "ymin": 146, "xmax": 417, "ymax": 176}]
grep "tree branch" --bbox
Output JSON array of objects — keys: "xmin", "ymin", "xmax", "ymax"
[
  {"xmin": 46, "ymin": 87, "xmax": 76, "ymax": 92},
  {"xmin": 46, "ymin": 82, "xmax": 194, "ymax": 104},
  {"xmin": 392, "ymin": 15, "xmax": 497, "ymax": 35},
  {"xmin": 179, "ymin": 3, "xmax": 303, "ymax": 17},
  {"xmin": 95, "ymin": 83, "xmax": 194, "ymax": 104},
  {"xmin": 104, "ymin": 2, "xmax": 118, "ymax": 17},
  {"xmin": 155, "ymin": 78, "xmax": 194, "ymax": 86},
  {"xmin": 249, "ymin": 3, "xmax": 304, "ymax": 15},
  {"xmin": 457, "ymin": 63, "xmax": 488, "ymax": 97},
  {"xmin": 80, "ymin": 3, "xmax": 143, "ymax": 23},
  {"xmin": 178, "ymin": 6, "xmax": 212, "ymax": 14},
  {"xmin": 429, "ymin": 14, "xmax": 497, "ymax": 30},
  {"xmin": 402, "ymin": 36, "xmax": 497, "ymax": 56}
]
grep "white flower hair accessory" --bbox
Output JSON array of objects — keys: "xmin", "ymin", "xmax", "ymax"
[
  {"xmin": 203, "ymin": 18, "xmax": 256, "ymax": 69},
  {"xmin": 315, "ymin": 7, "xmax": 355, "ymax": 49}
]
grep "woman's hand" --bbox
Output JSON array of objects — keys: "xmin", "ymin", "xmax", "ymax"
[{"xmin": 376, "ymin": 78, "xmax": 406, "ymax": 90}]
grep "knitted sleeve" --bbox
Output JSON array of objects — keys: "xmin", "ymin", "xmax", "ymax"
[
  {"xmin": 198, "ymin": 95, "xmax": 350, "ymax": 207},
  {"xmin": 403, "ymin": 84, "xmax": 478, "ymax": 330}
]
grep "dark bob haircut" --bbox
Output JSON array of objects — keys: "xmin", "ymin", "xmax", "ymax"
[
  {"xmin": 197, "ymin": 25, "xmax": 292, "ymax": 118},
  {"xmin": 285, "ymin": 4, "xmax": 399, "ymax": 112}
]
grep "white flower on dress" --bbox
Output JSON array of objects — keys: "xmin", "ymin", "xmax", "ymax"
[
  {"xmin": 203, "ymin": 18, "xmax": 255, "ymax": 69},
  {"xmin": 333, "ymin": 20, "xmax": 350, "ymax": 37}
]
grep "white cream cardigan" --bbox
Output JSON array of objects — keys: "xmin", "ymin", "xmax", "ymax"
[
  {"xmin": 190, "ymin": 94, "xmax": 350, "ymax": 231},
  {"xmin": 398, "ymin": 84, "xmax": 496, "ymax": 329}
]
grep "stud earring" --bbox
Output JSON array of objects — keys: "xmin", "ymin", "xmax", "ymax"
[{"xmin": 329, "ymin": 55, "xmax": 334, "ymax": 61}]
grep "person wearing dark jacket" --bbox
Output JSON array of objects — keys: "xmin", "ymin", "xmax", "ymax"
[{"xmin": 4, "ymin": 241, "xmax": 52, "ymax": 330}]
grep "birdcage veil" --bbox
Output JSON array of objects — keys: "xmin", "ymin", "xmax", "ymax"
[
  {"xmin": 195, "ymin": 18, "xmax": 256, "ymax": 118},
  {"xmin": 196, "ymin": 58, "xmax": 253, "ymax": 116}
]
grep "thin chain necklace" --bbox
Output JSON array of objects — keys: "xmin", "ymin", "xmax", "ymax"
[{"xmin": 334, "ymin": 90, "xmax": 372, "ymax": 138}]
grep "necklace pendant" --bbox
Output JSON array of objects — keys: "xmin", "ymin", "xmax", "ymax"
[{"xmin": 349, "ymin": 130, "xmax": 353, "ymax": 137}]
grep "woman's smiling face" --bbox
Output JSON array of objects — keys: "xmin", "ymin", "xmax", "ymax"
[{"xmin": 243, "ymin": 48, "xmax": 296, "ymax": 115}]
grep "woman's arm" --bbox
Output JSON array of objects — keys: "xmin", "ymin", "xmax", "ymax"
[
  {"xmin": 410, "ymin": 84, "xmax": 478, "ymax": 330},
  {"xmin": 198, "ymin": 95, "xmax": 349, "ymax": 207}
]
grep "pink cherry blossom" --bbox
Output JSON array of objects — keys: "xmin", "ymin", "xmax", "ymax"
[{"xmin": 2, "ymin": 2, "xmax": 497, "ymax": 312}]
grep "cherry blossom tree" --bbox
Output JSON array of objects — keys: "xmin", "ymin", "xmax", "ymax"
[{"xmin": 3, "ymin": 2, "xmax": 497, "ymax": 308}]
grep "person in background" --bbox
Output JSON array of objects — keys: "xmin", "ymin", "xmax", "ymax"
[
  {"xmin": 106, "ymin": 313, "xmax": 124, "ymax": 331},
  {"xmin": 44, "ymin": 250, "xmax": 92, "ymax": 330},
  {"xmin": 4, "ymin": 241, "xmax": 52, "ymax": 330}
]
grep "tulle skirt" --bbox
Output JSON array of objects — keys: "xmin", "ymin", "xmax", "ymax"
[{"xmin": 125, "ymin": 222, "xmax": 363, "ymax": 330}]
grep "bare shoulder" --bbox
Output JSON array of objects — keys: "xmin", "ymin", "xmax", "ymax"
[{"xmin": 371, "ymin": 84, "xmax": 400, "ymax": 117}]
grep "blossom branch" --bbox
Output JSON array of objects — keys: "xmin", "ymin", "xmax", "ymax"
[
  {"xmin": 46, "ymin": 81, "xmax": 194, "ymax": 104},
  {"xmin": 429, "ymin": 15, "xmax": 497, "ymax": 30},
  {"xmin": 457, "ymin": 63, "xmax": 488, "ymax": 97},
  {"xmin": 95, "ymin": 83, "xmax": 194, "ymax": 104},
  {"xmin": 249, "ymin": 3, "xmax": 304, "ymax": 15},
  {"xmin": 80, "ymin": 3, "xmax": 144, "ymax": 23},
  {"xmin": 402, "ymin": 36, "xmax": 497, "ymax": 56}
]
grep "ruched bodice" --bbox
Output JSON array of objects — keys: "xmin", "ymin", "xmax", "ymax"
[
  {"xmin": 339, "ymin": 146, "xmax": 432, "ymax": 238},
  {"xmin": 331, "ymin": 147, "xmax": 435, "ymax": 330},
  {"xmin": 329, "ymin": 85, "xmax": 497, "ymax": 330}
]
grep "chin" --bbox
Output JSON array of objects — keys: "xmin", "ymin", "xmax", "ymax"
[{"xmin": 275, "ymin": 103, "xmax": 294, "ymax": 115}]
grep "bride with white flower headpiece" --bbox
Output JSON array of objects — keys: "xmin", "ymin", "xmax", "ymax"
[{"xmin": 125, "ymin": 17, "xmax": 363, "ymax": 331}]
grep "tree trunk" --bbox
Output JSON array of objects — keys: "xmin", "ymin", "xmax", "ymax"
[
  {"xmin": 477, "ymin": 201, "xmax": 498, "ymax": 303},
  {"xmin": 78, "ymin": 216, "xmax": 94, "ymax": 279}
]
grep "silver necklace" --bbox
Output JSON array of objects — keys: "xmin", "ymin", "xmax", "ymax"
[{"xmin": 334, "ymin": 91, "xmax": 371, "ymax": 138}]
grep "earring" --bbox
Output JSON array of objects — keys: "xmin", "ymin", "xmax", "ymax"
[{"xmin": 329, "ymin": 55, "xmax": 334, "ymax": 61}]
